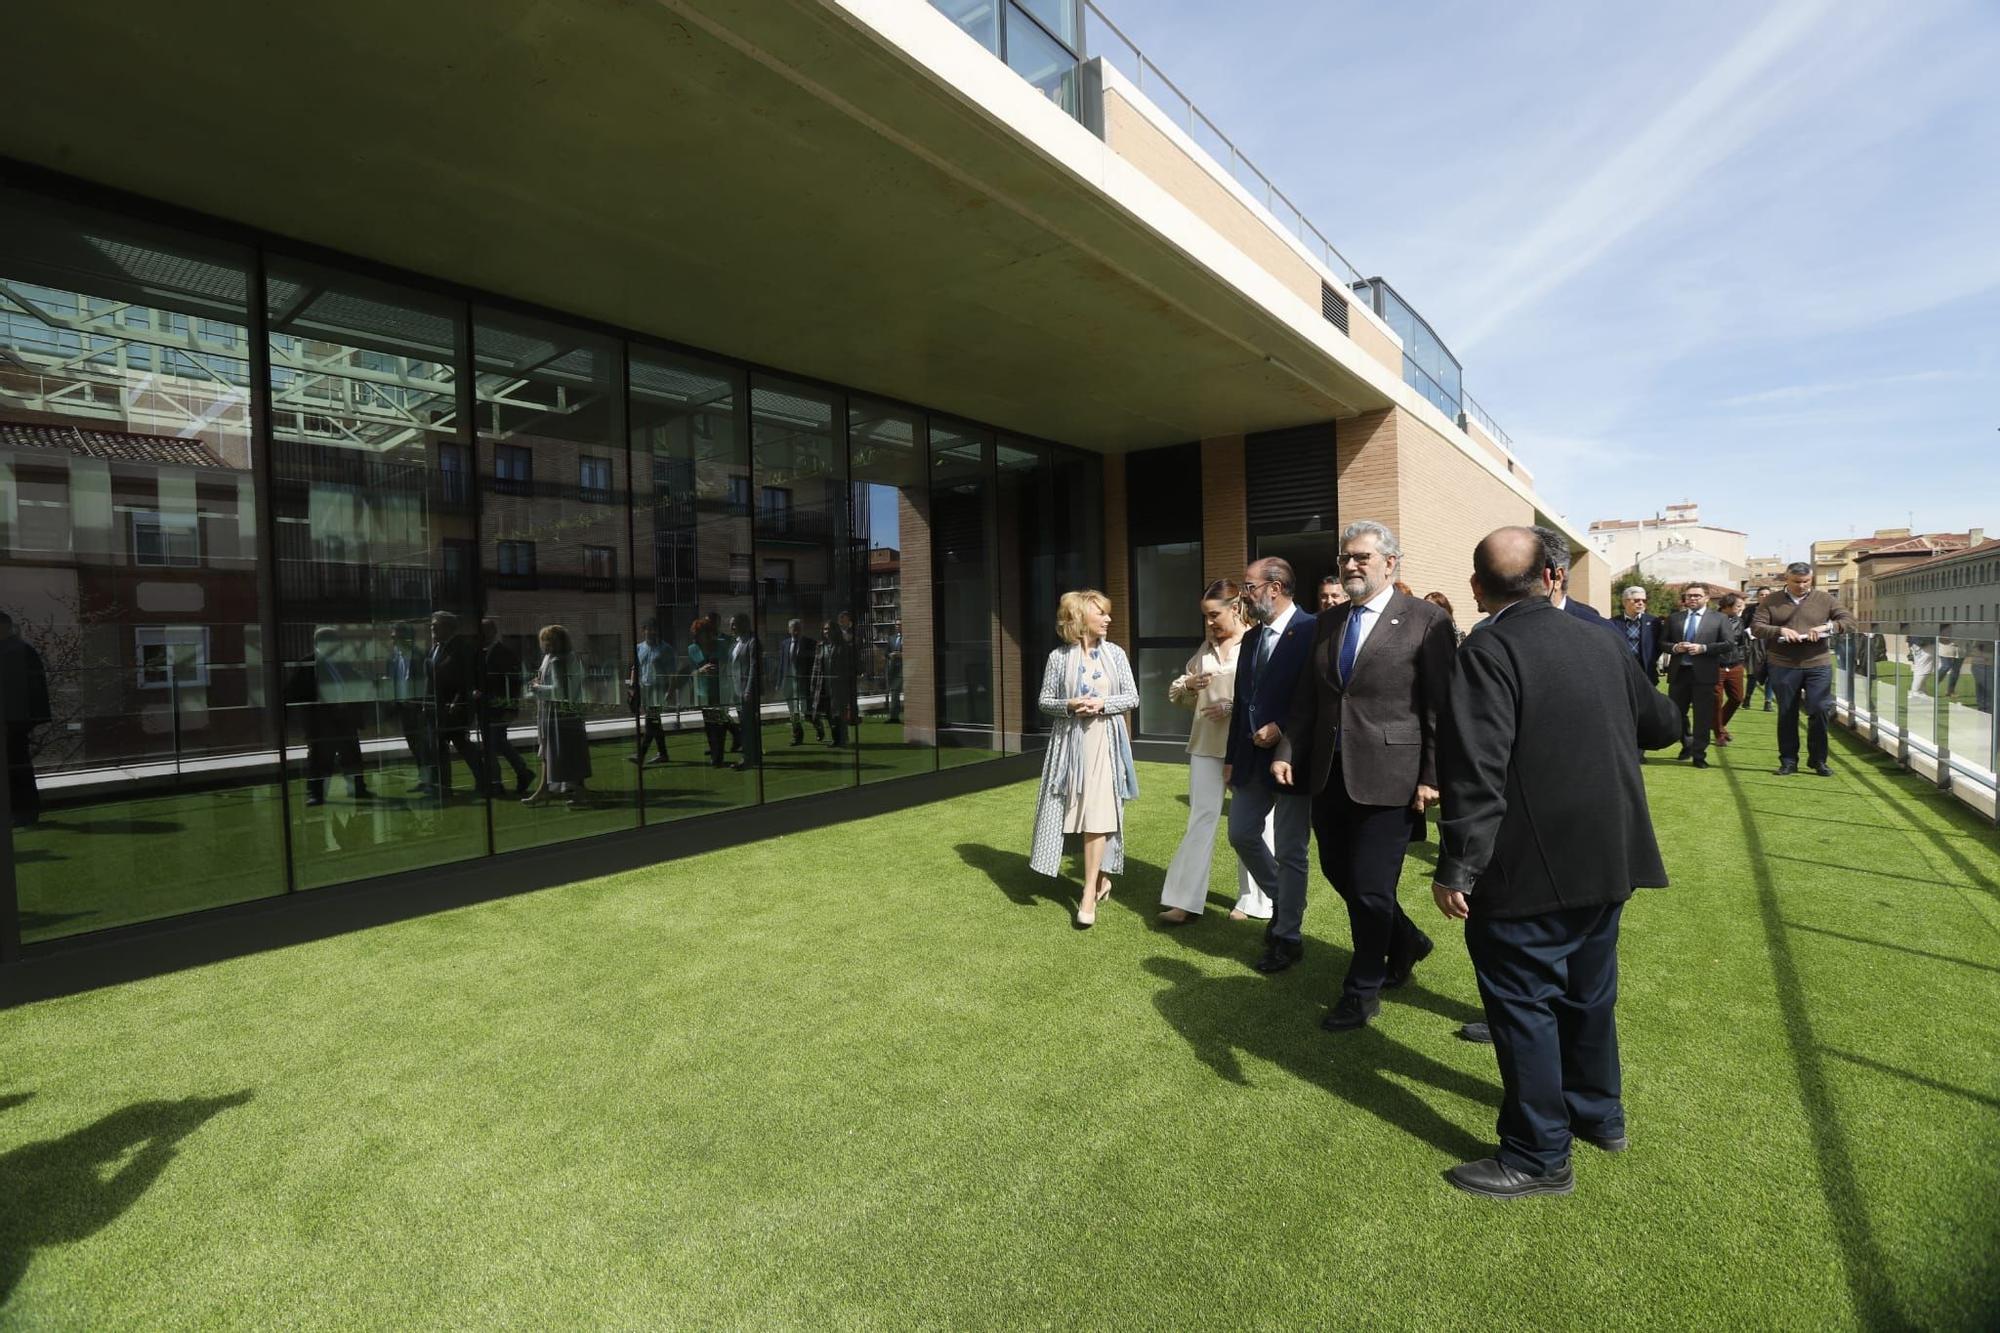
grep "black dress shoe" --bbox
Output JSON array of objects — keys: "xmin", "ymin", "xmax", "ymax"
[
  {"xmin": 1675, "ymin": 748, "xmax": 1692, "ymax": 761},
  {"xmin": 1459, "ymin": 1022, "xmax": 1493, "ymax": 1043},
  {"xmin": 1775, "ymin": 762, "xmax": 1798, "ymax": 776},
  {"xmin": 1813, "ymin": 764, "xmax": 1833, "ymax": 777},
  {"xmin": 1320, "ymin": 994, "xmax": 1379, "ymax": 1031},
  {"xmin": 1252, "ymin": 939, "xmax": 1303, "ymax": 974},
  {"xmin": 1691, "ymin": 756, "xmax": 1710, "ymax": 769},
  {"xmin": 1445, "ymin": 1157, "xmax": 1574, "ymax": 1198},
  {"xmin": 1575, "ymin": 1127, "xmax": 1629, "ymax": 1153},
  {"xmin": 1384, "ymin": 933, "xmax": 1435, "ymax": 989}
]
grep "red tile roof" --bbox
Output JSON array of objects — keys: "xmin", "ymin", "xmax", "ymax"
[{"xmin": 0, "ymin": 422, "xmax": 228, "ymax": 468}]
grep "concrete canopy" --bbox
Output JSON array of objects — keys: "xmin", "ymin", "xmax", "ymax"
[{"xmin": 4, "ymin": 0, "xmax": 1392, "ymax": 453}]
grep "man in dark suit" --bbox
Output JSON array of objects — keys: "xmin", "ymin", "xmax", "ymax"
[
  {"xmin": 1610, "ymin": 586, "xmax": 1666, "ymax": 686},
  {"xmin": 1663, "ymin": 585, "xmax": 1731, "ymax": 768},
  {"xmin": 1432, "ymin": 526, "xmax": 1681, "ymax": 1198},
  {"xmin": 1273, "ymin": 520, "xmax": 1457, "ymax": 1030},
  {"xmin": 1224, "ymin": 557, "xmax": 1318, "ymax": 974},
  {"xmin": 381, "ymin": 622, "xmax": 435, "ymax": 792},
  {"xmin": 777, "ymin": 618, "xmax": 821, "ymax": 745},
  {"xmin": 425, "ymin": 610, "xmax": 487, "ymax": 797},
  {"xmin": 0, "ymin": 610, "xmax": 53, "ymax": 827},
  {"xmin": 478, "ymin": 618, "xmax": 534, "ymax": 797},
  {"xmin": 1535, "ymin": 526, "xmax": 1610, "ymax": 628},
  {"xmin": 286, "ymin": 627, "xmax": 372, "ymax": 807}
]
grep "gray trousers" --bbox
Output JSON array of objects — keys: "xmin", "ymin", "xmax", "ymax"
[{"xmin": 1227, "ymin": 777, "xmax": 1313, "ymax": 942}]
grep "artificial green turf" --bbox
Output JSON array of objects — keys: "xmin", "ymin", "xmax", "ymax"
[{"xmin": 2, "ymin": 703, "xmax": 1997, "ymax": 1328}]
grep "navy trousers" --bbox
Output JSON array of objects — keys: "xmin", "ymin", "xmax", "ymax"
[
  {"xmin": 1311, "ymin": 771, "xmax": 1422, "ymax": 1002},
  {"xmin": 1465, "ymin": 901, "xmax": 1626, "ymax": 1176},
  {"xmin": 1770, "ymin": 664, "xmax": 1834, "ymax": 766}
]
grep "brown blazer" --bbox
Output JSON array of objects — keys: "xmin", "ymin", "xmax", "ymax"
[
  {"xmin": 1282, "ymin": 589, "xmax": 1456, "ymax": 806},
  {"xmin": 1750, "ymin": 589, "xmax": 1854, "ymax": 669}
]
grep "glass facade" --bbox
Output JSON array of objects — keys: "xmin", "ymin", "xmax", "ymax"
[
  {"xmin": 0, "ymin": 182, "xmax": 1101, "ymax": 951},
  {"xmin": 1352, "ymin": 279, "xmax": 1462, "ymax": 421},
  {"xmin": 930, "ymin": 0, "xmax": 1083, "ymax": 117}
]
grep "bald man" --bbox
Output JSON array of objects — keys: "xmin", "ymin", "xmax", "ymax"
[{"xmin": 1432, "ymin": 527, "xmax": 1680, "ymax": 1199}]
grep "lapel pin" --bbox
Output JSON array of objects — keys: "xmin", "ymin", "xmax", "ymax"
[{"xmin": 1390, "ymin": 618, "xmax": 1401, "ymax": 626}]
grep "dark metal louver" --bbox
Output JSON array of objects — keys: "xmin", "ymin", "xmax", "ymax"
[
  {"xmin": 1246, "ymin": 423, "xmax": 1337, "ymax": 534},
  {"xmin": 1320, "ymin": 281, "xmax": 1349, "ymax": 335}
]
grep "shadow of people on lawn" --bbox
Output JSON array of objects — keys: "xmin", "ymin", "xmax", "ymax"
[
  {"xmin": 0, "ymin": 1090, "xmax": 253, "ymax": 1306},
  {"xmin": 955, "ymin": 842, "xmax": 1166, "ymax": 917},
  {"xmin": 1143, "ymin": 957, "xmax": 1493, "ymax": 1160}
]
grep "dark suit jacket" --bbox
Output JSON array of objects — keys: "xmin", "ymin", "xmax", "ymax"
[
  {"xmin": 284, "ymin": 656, "xmax": 365, "ymax": 742},
  {"xmin": 1663, "ymin": 607, "xmax": 1733, "ymax": 685},
  {"xmin": 1609, "ymin": 613, "xmax": 1667, "ymax": 684},
  {"xmin": 428, "ymin": 635, "xmax": 481, "ymax": 727},
  {"xmin": 1560, "ymin": 597, "xmax": 1609, "ymax": 628},
  {"xmin": 777, "ymin": 634, "xmax": 817, "ymax": 689},
  {"xmin": 1224, "ymin": 605, "xmax": 1318, "ymax": 790},
  {"xmin": 0, "ymin": 635, "xmax": 51, "ymax": 727},
  {"xmin": 1436, "ymin": 598, "xmax": 1681, "ymax": 917},
  {"xmin": 1282, "ymin": 590, "xmax": 1455, "ymax": 806},
  {"xmin": 480, "ymin": 639, "xmax": 525, "ymax": 717}
]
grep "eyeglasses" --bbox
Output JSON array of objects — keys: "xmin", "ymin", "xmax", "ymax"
[{"xmin": 1336, "ymin": 552, "xmax": 1378, "ymax": 567}]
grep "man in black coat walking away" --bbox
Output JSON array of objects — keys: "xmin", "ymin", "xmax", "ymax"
[
  {"xmin": 0, "ymin": 610, "xmax": 53, "ymax": 827},
  {"xmin": 1432, "ymin": 527, "xmax": 1681, "ymax": 1199}
]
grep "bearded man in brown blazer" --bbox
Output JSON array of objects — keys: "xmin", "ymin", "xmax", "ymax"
[{"xmin": 1273, "ymin": 520, "xmax": 1458, "ymax": 1031}]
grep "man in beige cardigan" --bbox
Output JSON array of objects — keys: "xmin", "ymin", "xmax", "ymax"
[{"xmin": 1749, "ymin": 562, "xmax": 1855, "ymax": 777}]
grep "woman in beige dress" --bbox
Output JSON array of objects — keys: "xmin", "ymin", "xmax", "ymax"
[
  {"xmin": 1159, "ymin": 580, "xmax": 1274, "ymax": 923},
  {"xmin": 1030, "ymin": 590, "xmax": 1140, "ymax": 929}
]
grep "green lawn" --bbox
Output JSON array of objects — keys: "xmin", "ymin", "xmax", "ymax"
[{"xmin": 3, "ymin": 704, "xmax": 1997, "ymax": 1328}]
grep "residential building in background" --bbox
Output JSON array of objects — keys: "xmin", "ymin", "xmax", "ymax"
[
  {"xmin": 1817, "ymin": 528, "xmax": 1982, "ymax": 617},
  {"xmin": 1852, "ymin": 531, "xmax": 1991, "ymax": 621},
  {"xmin": 1, "ymin": 0, "xmax": 1606, "ymax": 965},
  {"xmin": 1588, "ymin": 502, "xmax": 1747, "ymax": 581}
]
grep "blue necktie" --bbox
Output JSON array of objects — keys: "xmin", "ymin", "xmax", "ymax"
[{"xmin": 1338, "ymin": 605, "xmax": 1366, "ymax": 685}]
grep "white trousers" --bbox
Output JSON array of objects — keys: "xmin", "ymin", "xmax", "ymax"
[
  {"xmin": 1159, "ymin": 754, "xmax": 1274, "ymax": 917},
  {"xmin": 1910, "ymin": 646, "xmax": 1935, "ymax": 697}
]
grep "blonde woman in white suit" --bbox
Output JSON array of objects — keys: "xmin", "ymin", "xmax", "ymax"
[
  {"xmin": 1159, "ymin": 580, "xmax": 1274, "ymax": 924},
  {"xmin": 1030, "ymin": 589, "xmax": 1140, "ymax": 929}
]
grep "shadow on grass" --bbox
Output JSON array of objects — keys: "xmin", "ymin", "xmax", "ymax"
[
  {"xmin": 14, "ymin": 909, "xmax": 95, "ymax": 935},
  {"xmin": 1143, "ymin": 957, "xmax": 1493, "ymax": 1160},
  {"xmin": 62, "ymin": 818, "xmax": 185, "ymax": 836},
  {"xmin": 0, "ymin": 1093, "xmax": 33, "ymax": 1114},
  {"xmin": 0, "ymin": 1090, "xmax": 253, "ymax": 1306},
  {"xmin": 1834, "ymin": 741, "xmax": 2000, "ymax": 906},
  {"xmin": 1819, "ymin": 1048, "xmax": 2000, "ymax": 1112},
  {"xmin": 1720, "ymin": 750, "xmax": 1904, "ymax": 1327},
  {"xmin": 1784, "ymin": 921, "xmax": 2000, "ymax": 977},
  {"xmin": 955, "ymin": 843, "xmax": 1167, "ymax": 916}
]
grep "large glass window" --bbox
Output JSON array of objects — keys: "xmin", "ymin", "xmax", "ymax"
[
  {"xmin": 751, "ymin": 375, "xmax": 854, "ymax": 803},
  {"xmin": 930, "ymin": 421, "xmax": 999, "ymax": 764},
  {"xmin": 849, "ymin": 399, "xmax": 935, "ymax": 784},
  {"xmin": 1133, "ymin": 542, "xmax": 1206, "ymax": 741},
  {"xmin": 1005, "ymin": 5, "xmax": 1079, "ymax": 114},
  {"xmin": 628, "ymin": 347, "xmax": 758, "ymax": 820},
  {"xmin": 473, "ymin": 309, "xmax": 634, "ymax": 851},
  {"xmin": 267, "ymin": 260, "xmax": 484, "ymax": 889},
  {"xmin": 0, "ymin": 189, "xmax": 284, "ymax": 940}
]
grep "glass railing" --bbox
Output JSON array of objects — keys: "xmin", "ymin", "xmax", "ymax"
[{"xmin": 1830, "ymin": 621, "xmax": 1998, "ymax": 818}]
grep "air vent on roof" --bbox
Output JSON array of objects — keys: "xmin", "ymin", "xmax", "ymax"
[{"xmin": 1320, "ymin": 281, "xmax": 1349, "ymax": 335}]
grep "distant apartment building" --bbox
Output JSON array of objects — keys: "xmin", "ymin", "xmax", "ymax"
[
  {"xmin": 1817, "ymin": 528, "xmax": 1982, "ymax": 615},
  {"xmin": 1851, "ymin": 530, "xmax": 1989, "ymax": 621},
  {"xmin": 1588, "ymin": 503, "xmax": 1747, "ymax": 581}
]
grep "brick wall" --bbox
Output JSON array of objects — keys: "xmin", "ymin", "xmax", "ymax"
[
  {"xmin": 1200, "ymin": 434, "xmax": 1246, "ymax": 585},
  {"xmin": 1387, "ymin": 407, "xmax": 1533, "ymax": 625},
  {"xmin": 896, "ymin": 487, "xmax": 935, "ymax": 743},
  {"xmin": 1102, "ymin": 453, "xmax": 1130, "ymax": 652}
]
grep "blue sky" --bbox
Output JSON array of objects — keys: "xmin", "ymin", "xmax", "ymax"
[{"xmin": 1101, "ymin": 0, "xmax": 2000, "ymax": 562}]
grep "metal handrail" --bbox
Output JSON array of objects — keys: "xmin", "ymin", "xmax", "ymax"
[{"xmin": 1079, "ymin": 0, "xmax": 1514, "ymax": 447}]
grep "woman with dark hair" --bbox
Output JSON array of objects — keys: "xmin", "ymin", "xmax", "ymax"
[
  {"xmin": 1159, "ymin": 580, "xmax": 1273, "ymax": 924},
  {"xmin": 1424, "ymin": 591, "xmax": 1464, "ymax": 646},
  {"xmin": 523, "ymin": 623, "xmax": 593, "ymax": 806},
  {"xmin": 686, "ymin": 617, "xmax": 728, "ymax": 768}
]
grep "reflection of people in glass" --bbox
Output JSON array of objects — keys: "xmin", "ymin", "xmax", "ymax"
[
  {"xmin": 381, "ymin": 623, "xmax": 435, "ymax": 792},
  {"xmin": 886, "ymin": 618, "xmax": 904, "ymax": 722},
  {"xmin": 686, "ymin": 618, "xmax": 729, "ymax": 768},
  {"xmin": 478, "ymin": 618, "xmax": 534, "ymax": 798},
  {"xmin": 837, "ymin": 610, "xmax": 867, "ymax": 728},
  {"xmin": 0, "ymin": 609, "xmax": 53, "ymax": 828},
  {"xmin": 728, "ymin": 613, "xmax": 763, "ymax": 771},
  {"xmin": 778, "ymin": 618, "xmax": 820, "ymax": 745},
  {"xmin": 1031, "ymin": 590, "xmax": 1140, "ymax": 929},
  {"xmin": 524, "ymin": 623, "xmax": 593, "ymax": 807},
  {"xmin": 628, "ymin": 618, "xmax": 674, "ymax": 765},
  {"xmin": 1160, "ymin": 581, "xmax": 1273, "ymax": 924},
  {"xmin": 809, "ymin": 621, "xmax": 851, "ymax": 747},
  {"xmin": 287, "ymin": 627, "xmax": 371, "ymax": 808},
  {"xmin": 425, "ymin": 611, "xmax": 488, "ymax": 798}
]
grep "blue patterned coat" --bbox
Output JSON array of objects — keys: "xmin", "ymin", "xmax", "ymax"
[{"xmin": 1030, "ymin": 642, "xmax": 1141, "ymax": 877}]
